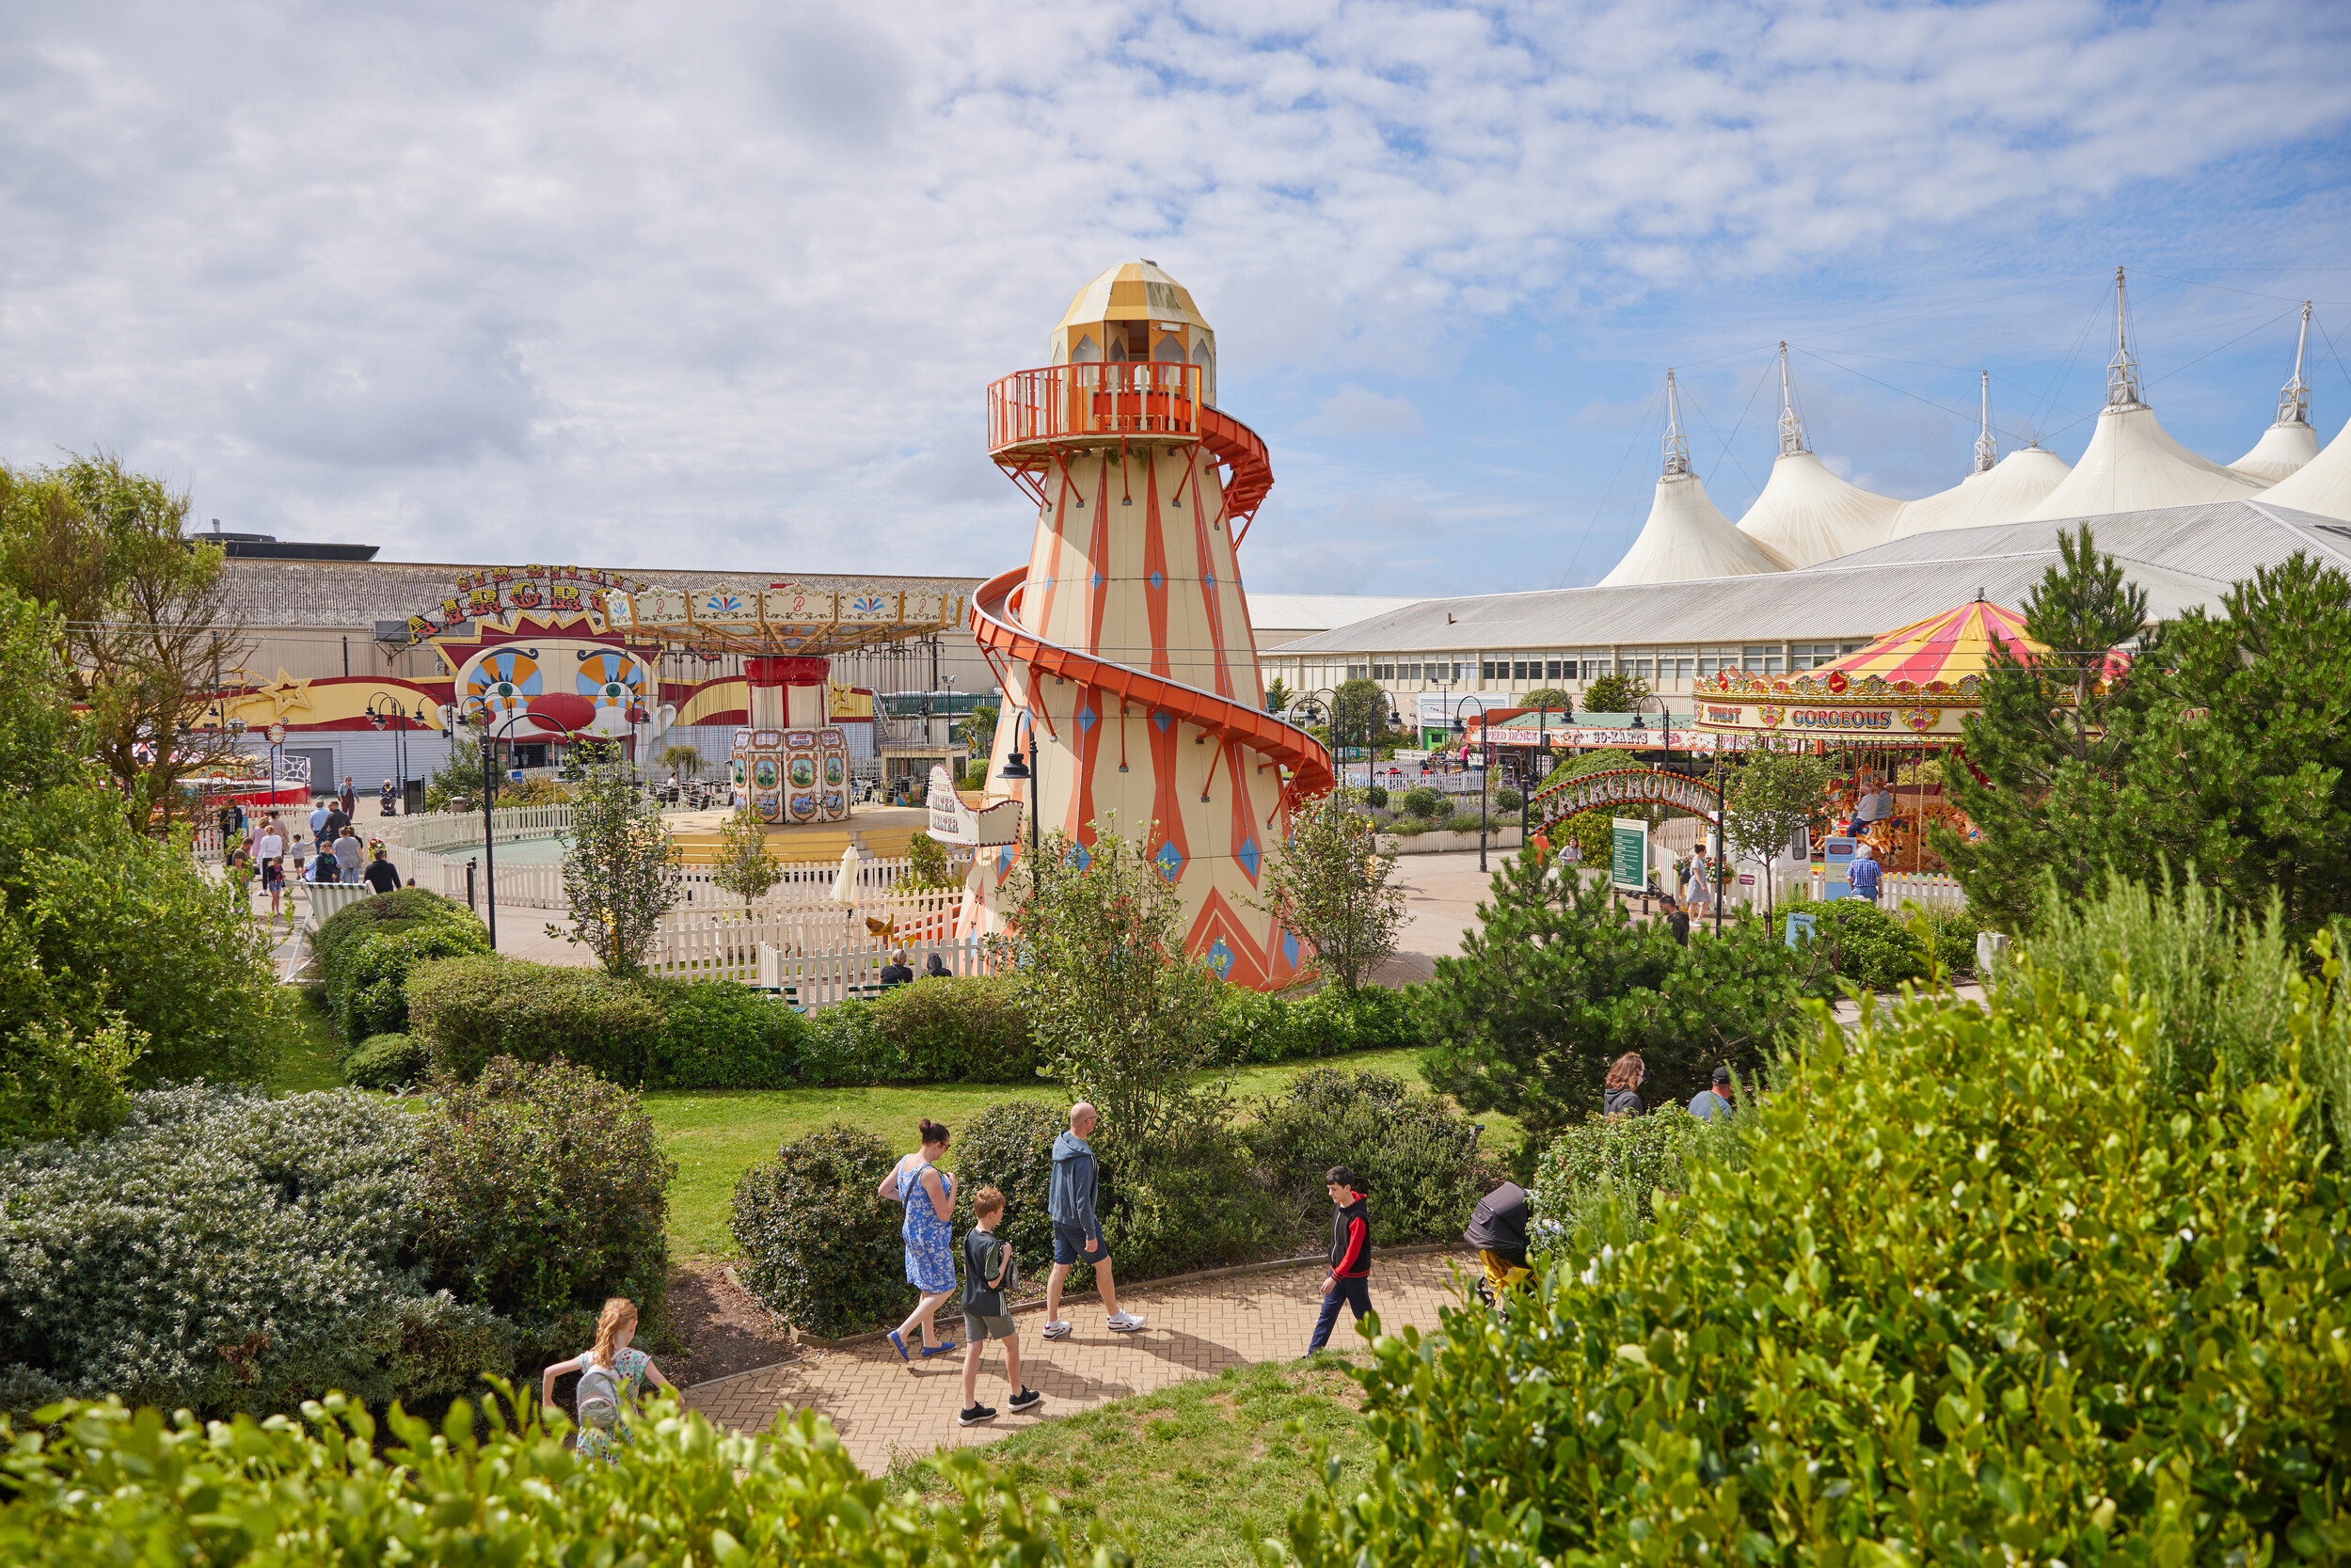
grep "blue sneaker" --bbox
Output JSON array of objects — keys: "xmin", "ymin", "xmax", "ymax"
[
  {"xmin": 888, "ymin": 1330, "xmax": 910, "ymax": 1362},
  {"xmin": 920, "ymin": 1339, "xmax": 959, "ymax": 1358}
]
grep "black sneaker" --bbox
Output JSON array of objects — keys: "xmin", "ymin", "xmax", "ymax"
[
  {"xmin": 1009, "ymin": 1386, "xmax": 1043, "ymax": 1412},
  {"xmin": 957, "ymin": 1403, "xmax": 997, "ymax": 1427}
]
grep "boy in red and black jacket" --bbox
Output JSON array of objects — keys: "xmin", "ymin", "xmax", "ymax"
[{"xmin": 1305, "ymin": 1166, "xmax": 1373, "ymax": 1354}]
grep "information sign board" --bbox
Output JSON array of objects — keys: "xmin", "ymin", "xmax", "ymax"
[{"xmin": 1611, "ymin": 817, "xmax": 1648, "ymax": 892}]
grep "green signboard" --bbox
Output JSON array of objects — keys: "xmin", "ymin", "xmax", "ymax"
[{"xmin": 1610, "ymin": 817, "xmax": 1648, "ymax": 892}]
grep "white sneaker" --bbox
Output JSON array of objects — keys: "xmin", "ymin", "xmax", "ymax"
[
  {"xmin": 1106, "ymin": 1311, "xmax": 1146, "ymax": 1333},
  {"xmin": 1040, "ymin": 1319, "xmax": 1072, "ymax": 1339}
]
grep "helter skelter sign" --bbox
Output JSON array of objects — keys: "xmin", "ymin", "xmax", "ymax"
[{"xmin": 1530, "ymin": 767, "xmax": 1721, "ymax": 828}]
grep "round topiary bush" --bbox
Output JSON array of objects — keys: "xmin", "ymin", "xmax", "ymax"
[
  {"xmin": 949, "ymin": 1100, "xmax": 1069, "ymax": 1274},
  {"xmin": 312, "ymin": 890, "xmax": 490, "ymax": 1040},
  {"xmin": 1496, "ymin": 787, "xmax": 1524, "ymax": 813},
  {"xmin": 731, "ymin": 1122, "xmax": 907, "ymax": 1338},
  {"xmin": 645, "ymin": 978, "xmax": 808, "ymax": 1089},
  {"xmin": 1401, "ymin": 785, "xmax": 1445, "ymax": 820},
  {"xmin": 866, "ymin": 974, "xmax": 1038, "ymax": 1082},
  {"xmin": 342, "ymin": 1032, "xmax": 426, "ymax": 1090},
  {"xmin": 1364, "ymin": 785, "xmax": 1390, "ymax": 808},
  {"xmin": 413, "ymin": 1056, "xmax": 675, "ymax": 1369}
]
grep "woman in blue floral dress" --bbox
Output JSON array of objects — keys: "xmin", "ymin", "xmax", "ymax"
[
  {"xmin": 542, "ymin": 1297, "xmax": 671, "ymax": 1464},
  {"xmin": 878, "ymin": 1117, "xmax": 958, "ymax": 1360}
]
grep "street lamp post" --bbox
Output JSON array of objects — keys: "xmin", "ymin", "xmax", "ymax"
[
  {"xmin": 460, "ymin": 705, "xmax": 587, "ymax": 951},
  {"xmin": 995, "ymin": 709, "xmax": 1041, "ymax": 870},
  {"xmin": 1523, "ymin": 692, "xmax": 1573, "ymax": 850},
  {"xmin": 1449, "ymin": 696, "xmax": 1491, "ymax": 873}
]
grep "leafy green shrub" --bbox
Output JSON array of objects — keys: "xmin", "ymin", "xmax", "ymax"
[
  {"xmin": 1495, "ymin": 787, "xmax": 1524, "ymax": 812},
  {"xmin": 413, "ymin": 1056, "xmax": 674, "ymax": 1370},
  {"xmin": 950, "ymin": 1100, "xmax": 1068, "ymax": 1280},
  {"xmin": 342, "ymin": 1032, "xmax": 425, "ymax": 1090},
  {"xmin": 795, "ymin": 997, "xmax": 905, "ymax": 1085},
  {"xmin": 0, "ymin": 1017, "xmax": 139, "ymax": 1144},
  {"xmin": 731, "ymin": 1122, "xmax": 906, "ymax": 1338},
  {"xmin": 1284, "ymin": 952, "xmax": 2351, "ymax": 1563},
  {"xmin": 647, "ymin": 978, "xmax": 807, "ymax": 1089},
  {"xmin": 1247, "ymin": 1069, "xmax": 1492, "ymax": 1247},
  {"xmin": 313, "ymin": 890, "xmax": 489, "ymax": 1040},
  {"xmin": 1400, "ymin": 786, "xmax": 1444, "ymax": 819},
  {"xmin": 1364, "ymin": 784, "xmax": 1389, "ymax": 808},
  {"xmin": 407, "ymin": 955, "xmax": 666, "ymax": 1084},
  {"xmin": 1808, "ymin": 896, "xmax": 1931, "ymax": 990},
  {"xmin": 866, "ymin": 974, "xmax": 1038, "ymax": 1081},
  {"xmin": 1213, "ymin": 983, "xmax": 1424, "ymax": 1064},
  {"xmin": 0, "ymin": 1085, "xmax": 511, "ymax": 1418},
  {"xmin": 1528, "ymin": 1103, "xmax": 1740, "ymax": 1245},
  {"xmin": 1098, "ymin": 1119, "xmax": 1278, "ymax": 1281},
  {"xmin": 0, "ymin": 1392, "xmax": 1087, "ymax": 1565},
  {"xmin": 1390, "ymin": 817, "xmax": 1427, "ymax": 838}
]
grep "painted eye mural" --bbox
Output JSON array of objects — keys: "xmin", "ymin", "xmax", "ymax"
[
  {"xmin": 788, "ymin": 758, "xmax": 816, "ymax": 789},
  {"xmin": 460, "ymin": 648, "xmax": 543, "ymax": 706}
]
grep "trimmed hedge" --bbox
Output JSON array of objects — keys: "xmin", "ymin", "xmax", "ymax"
[
  {"xmin": 0, "ymin": 1393, "xmax": 1088, "ymax": 1565},
  {"xmin": 731, "ymin": 1122, "xmax": 907, "ymax": 1338},
  {"xmin": 1213, "ymin": 982, "xmax": 1424, "ymax": 1065},
  {"xmin": 866, "ymin": 974, "xmax": 1037, "ymax": 1081},
  {"xmin": 650, "ymin": 978, "xmax": 808, "ymax": 1088},
  {"xmin": 414, "ymin": 1057, "xmax": 675, "ymax": 1369},
  {"xmin": 312, "ymin": 890, "xmax": 491, "ymax": 1040},
  {"xmin": 407, "ymin": 956, "xmax": 667, "ymax": 1084},
  {"xmin": 342, "ymin": 1031, "xmax": 425, "ymax": 1090}
]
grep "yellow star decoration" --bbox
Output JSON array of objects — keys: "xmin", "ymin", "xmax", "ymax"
[{"xmin": 258, "ymin": 669, "xmax": 315, "ymax": 721}]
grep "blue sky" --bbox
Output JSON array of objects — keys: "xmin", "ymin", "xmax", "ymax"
[{"xmin": 3, "ymin": 0, "xmax": 2348, "ymax": 597}]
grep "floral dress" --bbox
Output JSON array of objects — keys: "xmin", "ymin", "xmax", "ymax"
[
  {"xmin": 897, "ymin": 1153, "xmax": 957, "ymax": 1294},
  {"xmin": 574, "ymin": 1344, "xmax": 649, "ymax": 1465}
]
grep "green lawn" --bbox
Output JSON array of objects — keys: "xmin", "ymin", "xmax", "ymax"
[
  {"xmin": 886, "ymin": 1356, "xmax": 1372, "ymax": 1567},
  {"xmin": 648, "ymin": 1047, "xmax": 1520, "ymax": 1260},
  {"xmin": 272, "ymin": 994, "xmax": 348, "ymax": 1093}
]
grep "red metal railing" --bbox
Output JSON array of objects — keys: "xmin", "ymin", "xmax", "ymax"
[{"xmin": 985, "ymin": 363, "xmax": 1275, "ymax": 527}]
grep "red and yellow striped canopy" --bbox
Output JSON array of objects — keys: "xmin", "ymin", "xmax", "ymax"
[{"xmin": 1815, "ymin": 598, "xmax": 2043, "ymax": 689}]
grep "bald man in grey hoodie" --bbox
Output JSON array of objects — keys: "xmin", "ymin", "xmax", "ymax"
[{"xmin": 1040, "ymin": 1102, "xmax": 1147, "ymax": 1340}]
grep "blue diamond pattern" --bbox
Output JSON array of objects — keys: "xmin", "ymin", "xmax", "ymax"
[
  {"xmin": 1076, "ymin": 703, "xmax": 1096, "ymax": 735},
  {"xmin": 1282, "ymin": 929, "xmax": 1301, "ymax": 967},
  {"xmin": 995, "ymin": 846, "xmax": 1016, "ymax": 877},
  {"xmin": 1237, "ymin": 836, "xmax": 1261, "ymax": 880},
  {"xmin": 1089, "ymin": 571, "xmax": 1104, "ymax": 591},
  {"xmin": 1204, "ymin": 939, "xmax": 1234, "ymax": 979},
  {"xmin": 1148, "ymin": 571, "xmax": 1165, "ymax": 591},
  {"xmin": 1204, "ymin": 572, "xmax": 1215, "ymax": 588},
  {"xmin": 1067, "ymin": 842, "xmax": 1092, "ymax": 871},
  {"xmin": 1152, "ymin": 842, "xmax": 1185, "ymax": 879},
  {"xmin": 1152, "ymin": 709, "xmax": 1170, "ymax": 733}
]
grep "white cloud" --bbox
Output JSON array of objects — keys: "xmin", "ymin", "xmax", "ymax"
[{"xmin": 0, "ymin": 0, "xmax": 2343, "ymax": 593}]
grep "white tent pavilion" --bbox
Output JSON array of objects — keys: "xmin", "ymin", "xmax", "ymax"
[
  {"xmin": 2260, "ymin": 417, "xmax": 2351, "ymax": 521},
  {"xmin": 1891, "ymin": 372, "xmax": 2071, "ymax": 539},
  {"xmin": 2230, "ymin": 302, "xmax": 2320, "ymax": 483},
  {"xmin": 1735, "ymin": 343, "xmax": 1902, "ymax": 567},
  {"xmin": 1599, "ymin": 371, "xmax": 1791, "ymax": 586},
  {"xmin": 2024, "ymin": 269, "xmax": 2266, "ymax": 522}
]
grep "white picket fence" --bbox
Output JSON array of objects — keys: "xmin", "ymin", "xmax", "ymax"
[
  {"xmin": 1718, "ymin": 863, "xmax": 1968, "ymax": 914},
  {"xmin": 405, "ymin": 850, "xmax": 950, "ymax": 913},
  {"xmin": 648, "ymin": 888, "xmax": 966, "ymax": 983},
  {"xmin": 751, "ymin": 935, "xmax": 991, "ymax": 1011},
  {"xmin": 380, "ymin": 804, "xmax": 576, "ymax": 856}
]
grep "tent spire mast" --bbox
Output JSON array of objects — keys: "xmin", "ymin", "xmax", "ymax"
[
  {"xmin": 1662, "ymin": 369, "xmax": 1690, "ymax": 477},
  {"xmin": 2278, "ymin": 301, "xmax": 2311, "ymax": 427},
  {"xmin": 2105, "ymin": 265, "xmax": 2142, "ymax": 409},
  {"xmin": 1974, "ymin": 371, "xmax": 1997, "ymax": 473},
  {"xmin": 1776, "ymin": 341, "xmax": 1809, "ymax": 455}
]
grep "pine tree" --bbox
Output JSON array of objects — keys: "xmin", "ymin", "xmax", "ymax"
[
  {"xmin": 1936, "ymin": 526, "xmax": 2152, "ymax": 933},
  {"xmin": 1422, "ymin": 848, "xmax": 1804, "ymax": 1139}
]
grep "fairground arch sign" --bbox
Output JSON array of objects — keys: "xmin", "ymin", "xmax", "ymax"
[{"xmin": 1529, "ymin": 767, "xmax": 1720, "ymax": 831}]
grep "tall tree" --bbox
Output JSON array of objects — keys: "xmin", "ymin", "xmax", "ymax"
[
  {"xmin": 1935, "ymin": 527, "xmax": 2152, "ymax": 933},
  {"xmin": 1249, "ymin": 785, "xmax": 1406, "ymax": 992},
  {"xmin": 1582, "ymin": 672, "xmax": 1650, "ymax": 714},
  {"xmin": 2116, "ymin": 553, "xmax": 2351, "ymax": 941},
  {"xmin": 1722, "ymin": 750, "xmax": 1831, "ymax": 919},
  {"xmin": 1263, "ymin": 675, "xmax": 1295, "ymax": 717},
  {"xmin": 707, "ymin": 807, "xmax": 782, "ymax": 917},
  {"xmin": 0, "ymin": 452, "xmax": 249, "ymax": 832},
  {"xmin": 993, "ymin": 818, "xmax": 1227, "ymax": 1151},
  {"xmin": 551, "ymin": 765, "xmax": 679, "ymax": 975},
  {"xmin": 1331, "ymin": 677, "xmax": 1394, "ymax": 749}
]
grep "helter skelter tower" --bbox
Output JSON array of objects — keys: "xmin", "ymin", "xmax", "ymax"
[{"xmin": 964, "ymin": 261, "xmax": 1334, "ymax": 989}]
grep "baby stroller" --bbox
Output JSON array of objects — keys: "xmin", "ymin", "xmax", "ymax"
[{"xmin": 1463, "ymin": 1182, "xmax": 1533, "ymax": 1312}]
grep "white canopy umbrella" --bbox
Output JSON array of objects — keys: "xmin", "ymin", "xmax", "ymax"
[
  {"xmin": 1598, "ymin": 370, "xmax": 1791, "ymax": 586},
  {"xmin": 830, "ymin": 844, "xmax": 863, "ymax": 905},
  {"xmin": 1734, "ymin": 343, "xmax": 1902, "ymax": 567},
  {"xmin": 2260, "ymin": 417, "xmax": 2351, "ymax": 521}
]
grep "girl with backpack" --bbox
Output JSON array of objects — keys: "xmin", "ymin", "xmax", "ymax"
[{"xmin": 542, "ymin": 1297, "xmax": 671, "ymax": 1463}]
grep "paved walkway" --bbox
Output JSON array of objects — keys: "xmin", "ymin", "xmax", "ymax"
[{"xmin": 684, "ymin": 1251, "xmax": 1474, "ymax": 1474}]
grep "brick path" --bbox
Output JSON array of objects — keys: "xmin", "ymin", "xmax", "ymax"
[{"xmin": 684, "ymin": 1251, "xmax": 1474, "ymax": 1473}]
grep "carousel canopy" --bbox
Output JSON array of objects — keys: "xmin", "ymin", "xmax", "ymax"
[
  {"xmin": 1811, "ymin": 595, "xmax": 2044, "ymax": 688},
  {"xmin": 611, "ymin": 580, "xmax": 969, "ymax": 657}
]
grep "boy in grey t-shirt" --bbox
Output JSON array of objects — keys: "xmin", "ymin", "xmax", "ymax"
[{"xmin": 957, "ymin": 1185, "xmax": 1040, "ymax": 1426}]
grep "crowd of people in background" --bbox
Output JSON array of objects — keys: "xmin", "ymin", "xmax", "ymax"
[{"xmin": 213, "ymin": 794, "xmax": 406, "ymax": 924}]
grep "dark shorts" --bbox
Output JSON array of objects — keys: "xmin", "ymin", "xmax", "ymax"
[
  {"xmin": 962, "ymin": 1312, "xmax": 1017, "ymax": 1341},
  {"xmin": 1052, "ymin": 1223, "xmax": 1109, "ymax": 1266}
]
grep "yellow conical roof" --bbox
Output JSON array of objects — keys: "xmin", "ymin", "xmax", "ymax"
[{"xmin": 1055, "ymin": 261, "xmax": 1212, "ymax": 336}]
